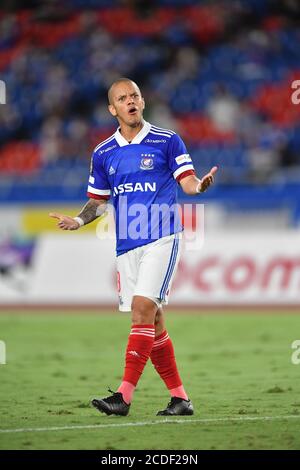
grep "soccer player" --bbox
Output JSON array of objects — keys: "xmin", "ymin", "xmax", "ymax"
[{"xmin": 50, "ymin": 78, "xmax": 217, "ymax": 416}]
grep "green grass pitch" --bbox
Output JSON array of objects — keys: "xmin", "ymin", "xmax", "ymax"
[{"xmin": 0, "ymin": 311, "xmax": 299, "ymax": 450}]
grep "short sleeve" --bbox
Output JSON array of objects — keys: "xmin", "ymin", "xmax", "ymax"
[
  {"xmin": 167, "ymin": 134, "xmax": 195, "ymax": 182},
  {"xmin": 87, "ymin": 151, "xmax": 111, "ymax": 200}
]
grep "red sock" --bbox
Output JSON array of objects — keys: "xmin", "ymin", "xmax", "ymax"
[
  {"xmin": 150, "ymin": 330, "xmax": 188, "ymax": 400},
  {"xmin": 118, "ymin": 324, "xmax": 155, "ymax": 403}
]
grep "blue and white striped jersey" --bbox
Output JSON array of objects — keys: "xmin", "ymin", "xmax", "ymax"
[{"xmin": 87, "ymin": 121, "xmax": 195, "ymax": 256}]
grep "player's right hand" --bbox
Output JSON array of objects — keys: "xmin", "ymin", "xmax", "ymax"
[{"xmin": 49, "ymin": 212, "xmax": 80, "ymax": 230}]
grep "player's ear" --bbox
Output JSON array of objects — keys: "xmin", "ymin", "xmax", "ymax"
[
  {"xmin": 141, "ymin": 97, "xmax": 145, "ymax": 110},
  {"xmin": 108, "ymin": 104, "xmax": 117, "ymax": 117}
]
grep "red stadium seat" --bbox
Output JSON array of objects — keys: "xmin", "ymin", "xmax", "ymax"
[
  {"xmin": 176, "ymin": 114, "xmax": 236, "ymax": 144},
  {"xmin": 0, "ymin": 141, "xmax": 41, "ymax": 173}
]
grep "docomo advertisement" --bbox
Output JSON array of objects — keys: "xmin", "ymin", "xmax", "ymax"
[
  {"xmin": 171, "ymin": 233, "xmax": 300, "ymax": 306},
  {"xmin": 0, "ymin": 232, "xmax": 300, "ymax": 306}
]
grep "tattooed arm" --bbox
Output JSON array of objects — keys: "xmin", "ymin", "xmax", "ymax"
[
  {"xmin": 77, "ymin": 199, "xmax": 107, "ymax": 226},
  {"xmin": 49, "ymin": 198, "xmax": 107, "ymax": 230}
]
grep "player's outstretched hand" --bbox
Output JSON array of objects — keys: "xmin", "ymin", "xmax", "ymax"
[
  {"xmin": 199, "ymin": 166, "xmax": 218, "ymax": 193},
  {"xmin": 49, "ymin": 212, "xmax": 80, "ymax": 230}
]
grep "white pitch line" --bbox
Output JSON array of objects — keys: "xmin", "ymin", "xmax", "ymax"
[{"xmin": 0, "ymin": 415, "xmax": 299, "ymax": 434}]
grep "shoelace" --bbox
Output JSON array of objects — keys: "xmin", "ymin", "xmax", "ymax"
[
  {"xmin": 103, "ymin": 388, "xmax": 123, "ymax": 403},
  {"xmin": 167, "ymin": 397, "xmax": 182, "ymax": 407}
]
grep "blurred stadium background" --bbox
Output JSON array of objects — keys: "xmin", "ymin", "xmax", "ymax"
[{"xmin": 0, "ymin": 0, "xmax": 299, "ymax": 307}]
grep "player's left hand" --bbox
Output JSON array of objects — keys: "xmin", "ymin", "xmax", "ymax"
[{"xmin": 198, "ymin": 166, "xmax": 218, "ymax": 192}]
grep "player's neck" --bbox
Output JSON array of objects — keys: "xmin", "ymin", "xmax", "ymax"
[{"xmin": 119, "ymin": 121, "xmax": 144, "ymax": 143}]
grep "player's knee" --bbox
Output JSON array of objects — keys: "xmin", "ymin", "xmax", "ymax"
[
  {"xmin": 155, "ymin": 307, "xmax": 163, "ymax": 325},
  {"xmin": 131, "ymin": 296, "xmax": 157, "ymax": 325},
  {"xmin": 154, "ymin": 308, "xmax": 165, "ymax": 336}
]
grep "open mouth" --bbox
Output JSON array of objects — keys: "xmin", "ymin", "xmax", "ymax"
[{"xmin": 128, "ymin": 107, "xmax": 137, "ymax": 115}]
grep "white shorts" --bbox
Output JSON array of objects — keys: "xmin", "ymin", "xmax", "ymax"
[{"xmin": 116, "ymin": 233, "xmax": 182, "ymax": 312}]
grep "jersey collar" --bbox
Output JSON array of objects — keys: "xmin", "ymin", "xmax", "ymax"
[{"xmin": 114, "ymin": 120, "xmax": 151, "ymax": 147}]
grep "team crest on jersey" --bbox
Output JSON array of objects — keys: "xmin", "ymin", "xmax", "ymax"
[{"xmin": 140, "ymin": 157, "xmax": 154, "ymax": 170}]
